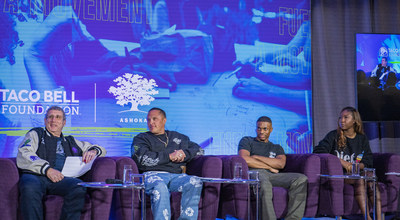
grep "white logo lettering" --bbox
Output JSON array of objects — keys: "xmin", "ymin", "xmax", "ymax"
[
  {"xmin": 0, "ymin": 89, "xmax": 79, "ymax": 103},
  {"xmin": 173, "ymin": 138, "xmax": 182, "ymax": 145},
  {"xmin": 334, "ymin": 150, "xmax": 355, "ymax": 163},
  {"xmin": 108, "ymin": 73, "xmax": 158, "ymax": 113}
]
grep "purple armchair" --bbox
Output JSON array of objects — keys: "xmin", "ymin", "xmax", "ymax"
[
  {"xmin": 110, "ymin": 156, "xmax": 141, "ymax": 220},
  {"xmin": 111, "ymin": 155, "xmax": 223, "ymax": 220},
  {"xmin": 373, "ymin": 153, "xmax": 400, "ymax": 213},
  {"xmin": 316, "ymin": 153, "xmax": 400, "ymax": 218},
  {"xmin": 0, "ymin": 157, "xmax": 116, "ymax": 220},
  {"xmin": 315, "ymin": 154, "xmax": 344, "ymax": 217},
  {"xmin": 217, "ymin": 155, "xmax": 249, "ymax": 219},
  {"xmin": 218, "ymin": 154, "xmax": 321, "ymax": 219}
]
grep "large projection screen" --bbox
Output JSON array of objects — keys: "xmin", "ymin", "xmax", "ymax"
[
  {"xmin": 1, "ymin": 0, "xmax": 311, "ymax": 157},
  {"xmin": 356, "ymin": 33, "xmax": 400, "ymax": 121}
]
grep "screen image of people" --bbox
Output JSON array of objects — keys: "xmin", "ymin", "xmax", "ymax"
[{"xmin": 356, "ymin": 33, "xmax": 400, "ymax": 121}]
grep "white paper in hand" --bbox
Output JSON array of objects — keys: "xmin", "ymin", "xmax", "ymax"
[{"xmin": 61, "ymin": 156, "xmax": 96, "ymax": 177}]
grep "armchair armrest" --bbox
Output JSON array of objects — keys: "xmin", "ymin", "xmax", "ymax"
[
  {"xmin": 283, "ymin": 154, "xmax": 320, "ymax": 217},
  {"xmin": 186, "ymin": 155, "xmax": 223, "ymax": 220},
  {"xmin": 373, "ymin": 153, "xmax": 400, "ymax": 211},
  {"xmin": 110, "ymin": 156, "xmax": 139, "ymax": 180},
  {"xmin": 316, "ymin": 153, "xmax": 344, "ymax": 175},
  {"xmin": 314, "ymin": 153, "xmax": 344, "ymax": 216},
  {"xmin": 217, "ymin": 155, "xmax": 248, "ymax": 219},
  {"xmin": 81, "ymin": 157, "xmax": 116, "ymax": 220},
  {"xmin": 373, "ymin": 153, "xmax": 400, "ymax": 183},
  {"xmin": 81, "ymin": 157, "xmax": 116, "ymax": 182},
  {"xmin": 186, "ymin": 155, "xmax": 222, "ymax": 178},
  {"xmin": 284, "ymin": 154, "xmax": 320, "ymax": 176},
  {"xmin": 109, "ymin": 156, "xmax": 140, "ymax": 220}
]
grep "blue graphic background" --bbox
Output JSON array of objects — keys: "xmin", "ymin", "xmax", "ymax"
[{"xmin": 0, "ymin": 0, "xmax": 311, "ymax": 157}]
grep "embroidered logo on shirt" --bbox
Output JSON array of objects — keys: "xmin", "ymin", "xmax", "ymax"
[
  {"xmin": 56, "ymin": 140, "xmax": 64, "ymax": 155},
  {"xmin": 72, "ymin": 146, "xmax": 78, "ymax": 154},
  {"xmin": 335, "ymin": 150, "xmax": 356, "ymax": 163},
  {"xmin": 269, "ymin": 152, "xmax": 276, "ymax": 158},
  {"xmin": 140, "ymin": 155, "xmax": 160, "ymax": 167},
  {"xmin": 133, "ymin": 145, "xmax": 140, "ymax": 153},
  {"xmin": 30, "ymin": 156, "xmax": 40, "ymax": 161},
  {"xmin": 20, "ymin": 139, "xmax": 31, "ymax": 148},
  {"xmin": 173, "ymin": 138, "xmax": 181, "ymax": 145}
]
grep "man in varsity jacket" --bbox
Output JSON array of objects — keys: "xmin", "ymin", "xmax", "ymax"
[{"xmin": 16, "ymin": 105, "xmax": 106, "ymax": 220}]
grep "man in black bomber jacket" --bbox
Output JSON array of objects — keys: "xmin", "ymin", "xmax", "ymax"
[{"xmin": 132, "ymin": 107, "xmax": 203, "ymax": 220}]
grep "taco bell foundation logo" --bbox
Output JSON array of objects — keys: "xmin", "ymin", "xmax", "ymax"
[{"xmin": 0, "ymin": 89, "xmax": 80, "ymax": 115}]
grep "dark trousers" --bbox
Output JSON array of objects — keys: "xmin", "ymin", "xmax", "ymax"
[
  {"xmin": 250, "ymin": 168, "xmax": 308, "ymax": 220},
  {"xmin": 19, "ymin": 173, "xmax": 86, "ymax": 220}
]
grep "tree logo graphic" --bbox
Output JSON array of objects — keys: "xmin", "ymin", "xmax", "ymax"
[{"xmin": 108, "ymin": 73, "xmax": 159, "ymax": 113}]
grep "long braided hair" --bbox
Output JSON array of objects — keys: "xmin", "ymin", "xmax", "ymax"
[{"xmin": 336, "ymin": 106, "xmax": 364, "ymax": 150}]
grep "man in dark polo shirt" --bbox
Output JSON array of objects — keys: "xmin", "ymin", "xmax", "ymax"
[{"xmin": 238, "ymin": 116, "xmax": 308, "ymax": 220}]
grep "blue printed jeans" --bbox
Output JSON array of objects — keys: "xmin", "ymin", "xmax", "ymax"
[{"xmin": 144, "ymin": 172, "xmax": 203, "ymax": 220}]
